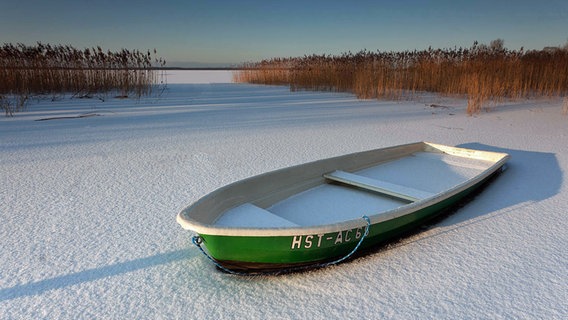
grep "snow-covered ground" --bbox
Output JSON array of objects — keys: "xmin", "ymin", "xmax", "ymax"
[{"xmin": 1, "ymin": 70, "xmax": 567, "ymax": 319}]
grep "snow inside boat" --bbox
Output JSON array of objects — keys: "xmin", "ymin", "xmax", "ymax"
[{"xmin": 177, "ymin": 142, "xmax": 510, "ymax": 273}]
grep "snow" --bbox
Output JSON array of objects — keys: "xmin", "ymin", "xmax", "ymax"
[
  {"xmin": 215, "ymin": 203, "xmax": 300, "ymax": 228},
  {"xmin": 269, "ymin": 183, "xmax": 405, "ymax": 226},
  {"xmin": 355, "ymin": 152, "xmax": 490, "ymax": 193},
  {"xmin": 1, "ymin": 70, "xmax": 567, "ymax": 319}
]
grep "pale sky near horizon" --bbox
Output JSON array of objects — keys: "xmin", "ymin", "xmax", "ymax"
[{"xmin": 1, "ymin": 0, "xmax": 567, "ymax": 67}]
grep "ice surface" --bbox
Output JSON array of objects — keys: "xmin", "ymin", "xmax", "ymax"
[
  {"xmin": 1, "ymin": 71, "xmax": 566, "ymax": 319},
  {"xmin": 162, "ymin": 70, "xmax": 233, "ymax": 84}
]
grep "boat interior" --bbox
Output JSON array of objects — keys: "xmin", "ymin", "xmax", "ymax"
[{"xmin": 211, "ymin": 146, "xmax": 498, "ymax": 228}]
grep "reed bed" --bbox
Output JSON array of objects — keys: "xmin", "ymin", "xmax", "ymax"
[
  {"xmin": 235, "ymin": 41, "xmax": 568, "ymax": 114},
  {"xmin": 0, "ymin": 43, "xmax": 165, "ymax": 116}
]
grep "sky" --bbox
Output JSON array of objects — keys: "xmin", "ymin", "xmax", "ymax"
[{"xmin": 1, "ymin": 0, "xmax": 568, "ymax": 67}]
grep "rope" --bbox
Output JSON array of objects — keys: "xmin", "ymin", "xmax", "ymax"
[
  {"xmin": 191, "ymin": 215, "xmax": 371, "ymax": 276},
  {"xmin": 192, "ymin": 235, "xmax": 243, "ymax": 275}
]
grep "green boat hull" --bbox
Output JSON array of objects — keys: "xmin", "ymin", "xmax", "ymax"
[{"xmin": 195, "ymin": 169, "xmax": 501, "ymax": 273}]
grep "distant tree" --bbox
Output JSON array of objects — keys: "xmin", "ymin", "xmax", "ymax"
[{"xmin": 490, "ymin": 38, "xmax": 505, "ymax": 51}]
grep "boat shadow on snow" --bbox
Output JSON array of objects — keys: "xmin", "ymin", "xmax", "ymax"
[
  {"xmin": 453, "ymin": 143, "xmax": 561, "ymax": 222},
  {"xmin": 0, "ymin": 249, "xmax": 194, "ymax": 301}
]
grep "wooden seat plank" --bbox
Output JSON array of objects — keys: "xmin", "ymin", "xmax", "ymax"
[{"xmin": 324, "ymin": 170, "xmax": 434, "ymax": 202}]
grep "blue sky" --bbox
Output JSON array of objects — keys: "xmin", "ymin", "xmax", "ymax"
[{"xmin": 2, "ymin": 0, "xmax": 567, "ymax": 67}]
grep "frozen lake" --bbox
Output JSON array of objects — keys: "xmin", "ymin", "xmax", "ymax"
[{"xmin": 1, "ymin": 71, "xmax": 567, "ymax": 319}]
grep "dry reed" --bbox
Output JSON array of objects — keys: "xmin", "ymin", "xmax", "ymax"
[
  {"xmin": 235, "ymin": 41, "xmax": 568, "ymax": 115},
  {"xmin": 0, "ymin": 42, "xmax": 166, "ymax": 116}
]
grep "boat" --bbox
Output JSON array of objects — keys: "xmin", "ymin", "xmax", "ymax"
[{"xmin": 177, "ymin": 142, "xmax": 509, "ymax": 274}]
